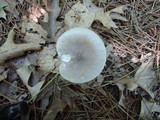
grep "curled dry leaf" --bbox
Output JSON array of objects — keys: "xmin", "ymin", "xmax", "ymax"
[
  {"xmin": 0, "ymin": 28, "xmax": 41, "ymax": 65},
  {"xmin": 16, "ymin": 58, "xmax": 45, "ymax": 98},
  {"xmin": 65, "ymin": 2, "xmax": 127, "ymax": 29}
]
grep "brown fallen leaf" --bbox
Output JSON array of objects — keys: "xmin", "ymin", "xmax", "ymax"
[
  {"xmin": 16, "ymin": 58, "xmax": 45, "ymax": 98},
  {"xmin": 140, "ymin": 98, "xmax": 160, "ymax": 119},
  {"xmin": 64, "ymin": 2, "xmax": 127, "ymax": 29},
  {"xmin": 21, "ymin": 19, "xmax": 48, "ymax": 43},
  {"xmin": 133, "ymin": 53, "xmax": 156, "ymax": 98},
  {"xmin": 37, "ymin": 45, "xmax": 58, "ymax": 72},
  {"xmin": 0, "ymin": 27, "xmax": 42, "ymax": 65},
  {"xmin": 43, "ymin": 86, "xmax": 67, "ymax": 120},
  {"xmin": 95, "ymin": 5, "xmax": 128, "ymax": 28}
]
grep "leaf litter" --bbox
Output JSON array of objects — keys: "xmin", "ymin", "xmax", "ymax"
[{"xmin": 0, "ymin": 0, "xmax": 160, "ymax": 120}]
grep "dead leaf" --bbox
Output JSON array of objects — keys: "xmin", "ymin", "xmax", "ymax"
[
  {"xmin": 21, "ymin": 19, "xmax": 48, "ymax": 43},
  {"xmin": 116, "ymin": 82, "xmax": 126, "ymax": 107},
  {"xmin": 16, "ymin": 58, "xmax": 45, "ymax": 98},
  {"xmin": 65, "ymin": 2, "xmax": 95, "ymax": 29},
  {"xmin": 43, "ymin": 86, "xmax": 67, "ymax": 120},
  {"xmin": 95, "ymin": 5, "xmax": 127, "ymax": 28},
  {"xmin": 117, "ymin": 53, "xmax": 155, "ymax": 98},
  {"xmin": 7, "ymin": 81, "xmax": 18, "ymax": 99},
  {"xmin": 133, "ymin": 54, "xmax": 155, "ymax": 98},
  {"xmin": 140, "ymin": 98, "xmax": 160, "ymax": 119},
  {"xmin": 83, "ymin": 0, "xmax": 103, "ymax": 13},
  {"xmin": 64, "ymin": 2, "xmax": 127, "ymax": 29},
  {"xmin": 0, "ymin": 27, "xmax": 42, "ymax": 64},
  {"xmin": 37, "ymin": 45, "xmax": 58, "ymax": 72}
]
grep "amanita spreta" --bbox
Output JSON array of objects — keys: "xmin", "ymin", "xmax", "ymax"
[{"xmin": 56, "ymin": 28, "xmax": 106, "ymax": 83}]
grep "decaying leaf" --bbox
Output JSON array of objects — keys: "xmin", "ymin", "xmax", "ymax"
[
  {"xmin": 43, "ymin": 86, "xmax": 67, "ymax": 120},
  {"xmin": 0, "ymin": 28, "xmax": 42, "ymax": 64},
  {"xmin": 95, "ymin": 5, "xmax": 127, "ymax": 28},
  {"xmin": 140, "ymin": 98, "xmax": 160, "ymax": 119},
  {"xmin": 7, "ymin": 81, "xmax": 18, "ymax": 99},
  {"xmin": 65, "ymin": 2, "xmax": 95, "ymax": 29},
  {"xmin": 37, "ymin": 45, "xmax": 58, "ymax": 72},
  {"xmin": 133, "ymin": 54, "xmax": 156, "ymax": 98},
  {"xmin": 65, "ymin": 2, "xmax": 127, "ymax": 29},
  {"xmin": 116, "ymin": 53, "xmax": 156, "ymax": 109},
  {"xmin": 21, "ymin": 19, "xmax": 48, "ymax": 43},
  {"xmin": 16, "ymin": 58, "xmax": 45, "ymax": 98},
  {"xmin": 117, "ymin": 54, "xmax": 155, "ymax": 93}
]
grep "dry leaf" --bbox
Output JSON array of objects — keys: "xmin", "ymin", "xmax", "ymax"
[
  {"xmin": 0, "ymin": 27, "xmax": 41, "ymax": 64},
  {"xmin": 37, "ymin": 45, "xmax": 58, "ymax": 72},
  {"xmin": 140, "ymin": 98, "xmax": 160, "ymax": 119},
  {"xmin": 117, "ymin": 53, "xmax": 155, "ymax": 97},
  {"xmin": 43, "ymin": 86, "xmax": 67, "ymax": 120},
  {"xmin": 7, "ymin": 81, "xmax": 18, "ymax": 99},
  {"xmin": 115, "ymin": 54, "xmax": 156, "ymax": 109},
  {"xmin": 16, "ymin": 58, "xmax": 45, "ymax": 98},
  {"xmin": 65, "ymin": 2, "xmax": 95, "ymax": 29},
  {"xmin": 95, "ymin": 5, "xmax": 127, "ymax": 28},
  {"xmin": 116, "ymin": 82, "xmax": 126, "ymax": 107},
  {"xmin": 21, "ymin": 19, "xmax": 48, "ymax": 43},
  {"xmin": 64, "ymin": 2, "xmax": 127, "ymax": 29},
  {"xmin": 133, "ymin": 54, "xmax": 155, "ymax": 98}
]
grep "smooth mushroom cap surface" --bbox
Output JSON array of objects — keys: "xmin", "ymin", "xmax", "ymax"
[{"xmin": 56, "ymin": 28, "xmax": 106, "ymax": 83}]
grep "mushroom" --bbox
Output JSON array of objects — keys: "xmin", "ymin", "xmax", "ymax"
[{"xmin": 56, "ymin": 28, "xmax": 106, "ymax": 83}]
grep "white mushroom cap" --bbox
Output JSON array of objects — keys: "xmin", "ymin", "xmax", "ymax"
[{"xmin": 56, "ymin": 28, "xmax": 106, "ymax": 83}]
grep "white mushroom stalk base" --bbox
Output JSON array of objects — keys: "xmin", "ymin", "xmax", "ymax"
[{"xmin": 56, "ymin": 28, "xmax": 106, "ymax": 83}]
